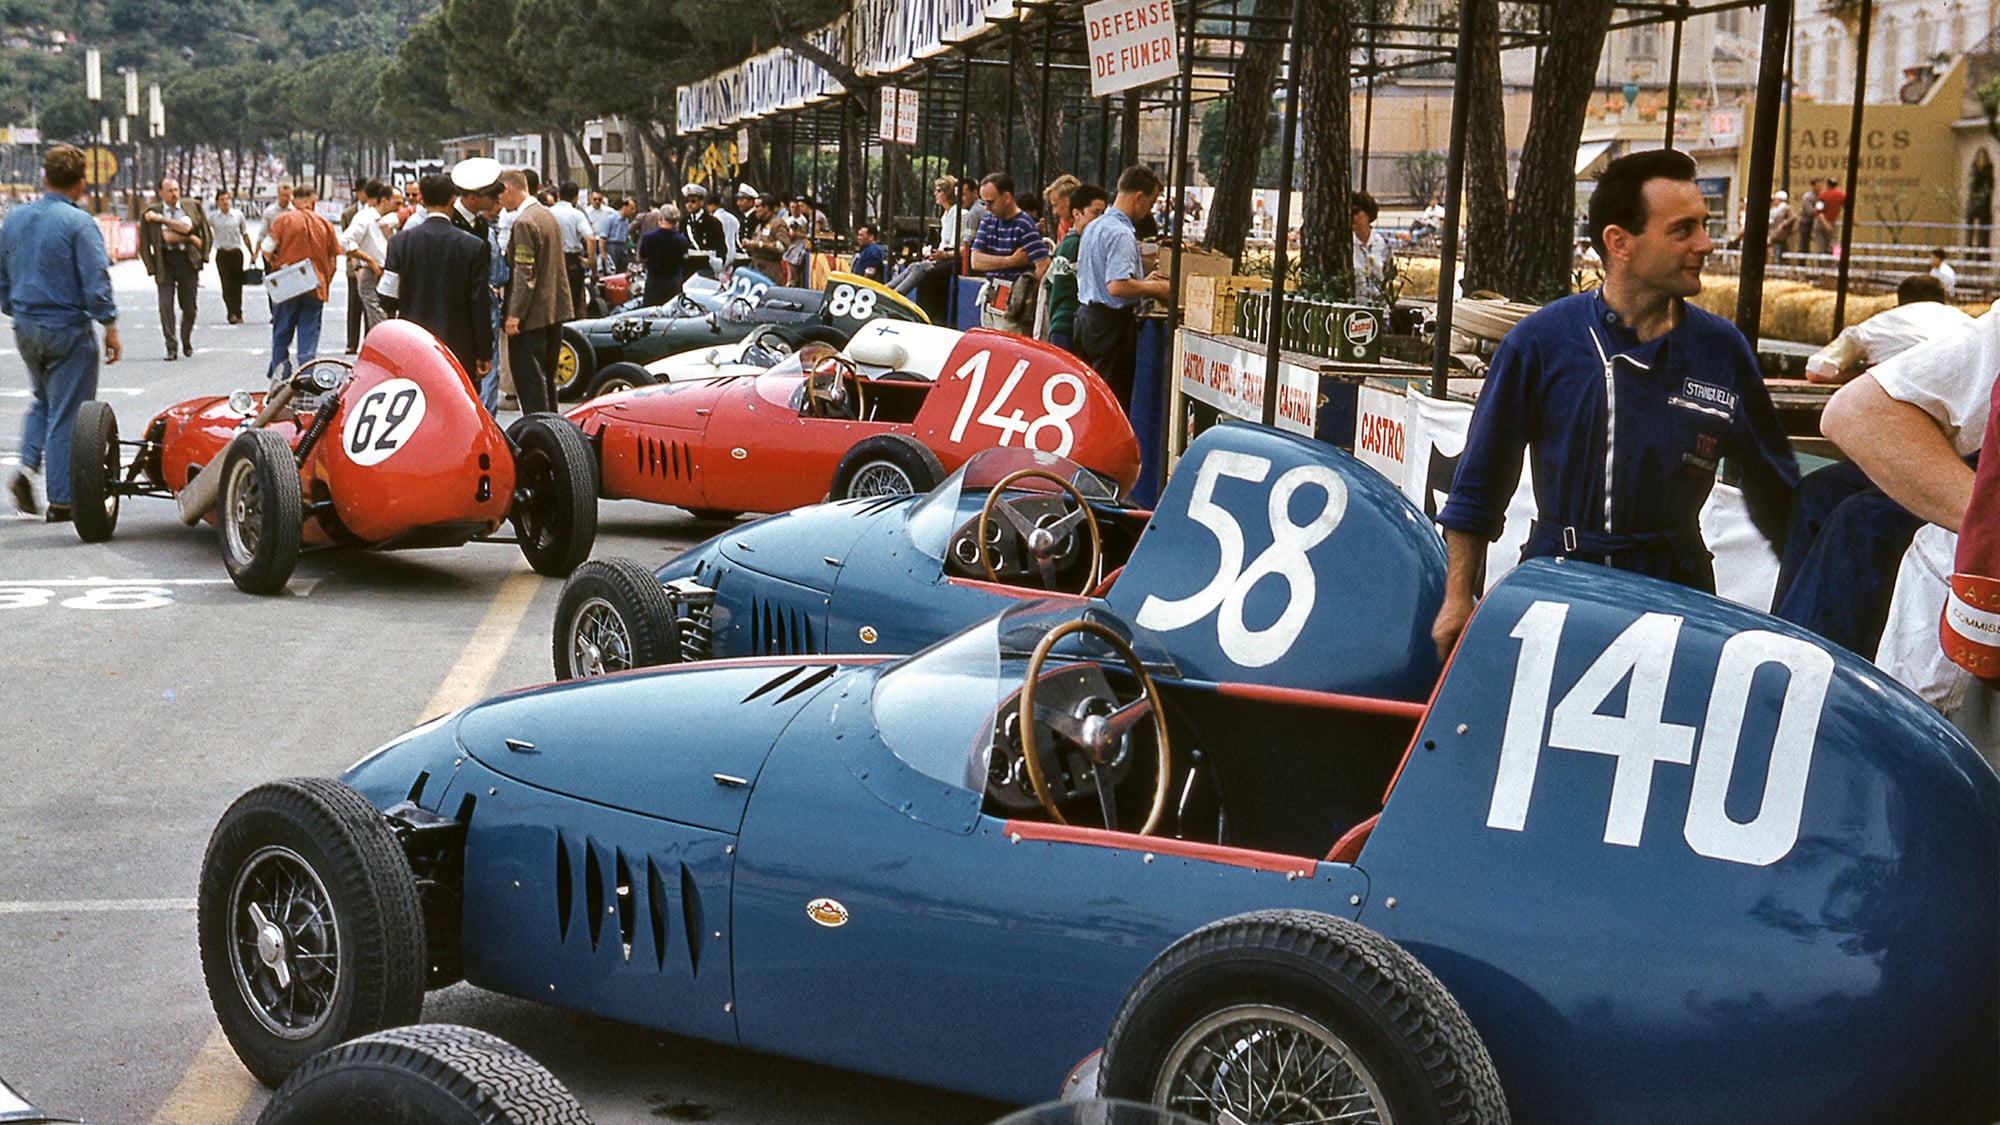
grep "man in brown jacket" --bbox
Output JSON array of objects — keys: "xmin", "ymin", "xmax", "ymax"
[
  {"xmin": 139, "ymin": 176, "xmax": 211, "ymax": 360},
  {"xmin": 498, "ymin": 168, "xmax": 571, "ymax": 414},
  {"xmin": 257, "ymin": 182, "xmax": 340, "ymax": 379}
]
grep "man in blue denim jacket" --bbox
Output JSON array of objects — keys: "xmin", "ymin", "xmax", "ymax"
[{"xmin": 0, "ymin": 144, "xmax": 121, "ymax": 522}]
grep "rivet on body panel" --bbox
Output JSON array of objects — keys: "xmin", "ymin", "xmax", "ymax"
[
  {"xmin": 1385, "ymin": 897, "xmax": 1398, "ymax": 908},
  {"xmin": 1455, "ymin": 724, "xmax": 1468, "ymax": 735}
]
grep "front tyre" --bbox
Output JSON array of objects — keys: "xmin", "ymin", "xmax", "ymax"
[
  {"xmin": 584, "ymin": 362, "xmax": 654, "ymax": 400},
  {"xmin": 256, "ymin": 1023, "xmax": 593, "ymax": 1125},
  {"xmin": 829, "ymin": 433, "xmax": 943, "ymax": 500},
  {"xmin": 199, "ymin": 779, "xmax": 427, "ymax": 1088},
  {"xmin": 553, "ymin": 557, "xmax": 681, "ymax": 680},
  {"xmin": 1101, "ymin": 910, "xmax": 1510, "ymax": 1125},
  {"xmin": 508, "ymin": 414, "xmax": 598, "ymax": 576},
  {"xmin": 218, "ymin": 428, "xmax": 304, "ymax": 595},
  {"xmin": 69, "ymin": 399, "xmax": 121, "ymax": 542}
]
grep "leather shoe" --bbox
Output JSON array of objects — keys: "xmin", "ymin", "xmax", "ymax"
[
  {"xmin": 44, "ymin": 504, "xmax": 70, "ymax": 523},
  {"xmin": 164, "ymin": 351, "xmax": 178, "ymax": 361}
]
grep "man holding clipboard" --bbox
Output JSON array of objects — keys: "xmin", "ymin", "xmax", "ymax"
[{"xmin": 258, "ymin": 183, "xmax": 340, "ymax": 378}]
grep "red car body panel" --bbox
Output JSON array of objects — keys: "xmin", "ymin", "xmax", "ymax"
[
  {"xmin": 149, "ymin": 321, "xmax": 516, "ymax": 546},
  {"xmin": 569, "ymin": 328, "xmax": 1140, "ymax": 514}
]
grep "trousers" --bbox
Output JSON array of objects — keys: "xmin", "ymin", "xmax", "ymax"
[
  {"xmin": 156, "ymin": 250, "xmax": 199, "ymax": 353},
  {"xmin": 15, "ymin": 319, "xmax": 101, "ymax": 506},
  {"xmin": 269, "ymin": 295, "xmax": 325, "ymax": 379}
]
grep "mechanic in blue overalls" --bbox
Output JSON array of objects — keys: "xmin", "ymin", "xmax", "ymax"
[{"xmin": 1432, "ymin": 150, "xmax": 1799, "ymax": 661}]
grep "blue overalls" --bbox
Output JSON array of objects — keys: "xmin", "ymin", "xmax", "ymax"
[{"xmin": 1438, "ymin": 291, "xmax": 1799, "ymax": 591}]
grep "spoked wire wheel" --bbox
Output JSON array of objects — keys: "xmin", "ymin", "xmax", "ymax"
[
  {"xmin": 228, "ymin": 845, "xmax": 343, "ymax": 1041},
  {"xmin": 1154, "ymin": 1004, "xmax": 1393, "ymax": 1125}
]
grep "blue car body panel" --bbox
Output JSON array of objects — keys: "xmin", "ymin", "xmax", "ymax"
[
  {"xmin": 341, "ymin": 431, "xmax": 1997, "ymax": 1121},
  {"xmin": 661, "ymin": 422, "xmax": 1447, "ymax": 680}
]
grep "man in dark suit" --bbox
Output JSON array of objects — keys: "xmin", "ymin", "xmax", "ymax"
[{"xmin": 379, "ymin": 173, "xmax": 493, "ymax": 382}]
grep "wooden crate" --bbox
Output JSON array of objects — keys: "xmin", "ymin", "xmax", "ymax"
[{"xmin": 1182, "ymin": 273, "xmax": 1293, "ymax": 335}]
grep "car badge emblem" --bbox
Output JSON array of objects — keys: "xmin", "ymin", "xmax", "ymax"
[
  {"xmin": 806, "ymin": 898, "xmax": 849, "ymax": 928},
  {"xmin": 858, "ymin": 626, "xmax": 879, "ymax": 644},
  {"xmin": 732, "ymin": 447, "xmax": 747, "ymax": 459}
]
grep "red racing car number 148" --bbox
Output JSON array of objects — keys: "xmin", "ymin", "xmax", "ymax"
[{"xmin": 946, "ymin": 349, "xmax": 1088, "ymax": 458}]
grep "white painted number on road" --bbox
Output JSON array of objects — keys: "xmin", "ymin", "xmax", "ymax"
[
  {"xmin": 947, "ymin": 349, "xmax": 1085, "ymax": 457},
  {"xmin": 341, "ymin": 378, "xmax": 427, "ymax": 467},
  {"xmin": 0, "ymin": 584, "xmax": 175, "ymax": 610},
  {"xmin": 1133, "ymin": 449, "xmax": 1347, "ymax": 668},
  {"xmin": 1488, "ymin": 599, "xmax": 1832, "ymax": 866},
  {"xmin": 826, "ymin": 283, "xmax": 877, "ymax": 320}
]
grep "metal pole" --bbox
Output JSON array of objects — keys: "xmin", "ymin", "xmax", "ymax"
[
  {"xmin": 1163, "ymin": 0, "xmax": 1198, "ymax": 474},
  {"xmin": 1261, "ymin": 0, "xmax": 1305, "ymax": 428},
  {"xmin": 1663, "ymin": 0, "xmax": 1687, "ymax": 149},
  {"xmin": 956, "ymin": 58, "xmax": 974, "ymax": 329},
  {"xmin": 1831, "ymin": 0, "xmax": 1872, "ymax": 334},
  {"xmin": 1782, "ymin": 11, "xmax": 1795, "ymax": 197},
  {"xmin": 1005, "ymin": 24, "xmax": 1019, "ymax": 174},
  {"xmin": 1429, "ymin": 0, "xmax": 1474, "ymax": 399},
  {"xmin": 1361, "ymin": 0, "xmax": 1377, "ymax": 191},
  {"xmin": 1732, "ymin": 0, "xmax": 1792, "ymax": 346},
  {"xmin": 1097, "ymin": 98, "xmax": 1112, "ymax": 185},
  {"xmin": 1037, "ymin": 13, "xmax": 1055, "ymax": 187}
]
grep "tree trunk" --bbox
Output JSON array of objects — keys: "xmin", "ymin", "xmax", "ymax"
[
  {"xmin": 1504, "ymin": 0, "xmax": 1613, "ymax": 303},
  {"xmin": 564, "ymin": 123, "xmax": 598, "ymax": 191},
  {"xmin": 624, "ymin": 119, "xmax": 647, "ymax": 200},
  {"xmin": 1296, "ymin": 0, "xmax": 1352, "ymax": 298},
  {"xmin": 1204, "ymin": 0, "xmax": 1286, "ymax": 264},
  {"xmin": 1460, "ymin": 0, "xmax": 1510, "ymax": 296}
]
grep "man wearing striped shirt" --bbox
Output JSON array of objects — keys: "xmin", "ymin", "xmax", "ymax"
[{"xmin": 969, "ymin": 172, "xmax": 1050, "ymax": 336}]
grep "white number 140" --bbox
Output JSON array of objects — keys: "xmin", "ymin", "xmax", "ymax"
[{"xmin": 1488, "ymin": 600, "xmax": 1832, "ymax": 867}]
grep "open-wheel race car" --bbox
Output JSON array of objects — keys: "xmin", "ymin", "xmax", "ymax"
[
  {"xmin": 194, "ymin": 420, "xmax": 1996, "ymax": 1123},
  {"xmin": 557, "ymin": 271, "xmax": 928, "ymax": 401},
  {"xmin": 564, "ymin": 324, "xmax": 1140, "ymax": 518},
  {"xmin": 552, "ymin": 440, "xmax": 1154, "ymax": 679},
  {"xmin": 68, "ymin": 320, "xmax": 598, "ymax": 594}
]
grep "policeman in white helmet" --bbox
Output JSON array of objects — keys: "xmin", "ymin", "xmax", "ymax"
[{"xmin": 449, "ymin": 156, "xmax": 510, "ymax": 413}]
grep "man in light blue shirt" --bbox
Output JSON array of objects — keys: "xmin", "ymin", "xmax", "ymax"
[
  {"xmin": 0, "ymin": 144, "xmax": 121, "ymax": 520},
  {"xmin": 1075, "ymin": 164, "xmax": 1170, "ymax": 412}
]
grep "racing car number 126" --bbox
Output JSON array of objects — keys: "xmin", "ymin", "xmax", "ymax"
[{"xmin": 1490, "ymin": 599, "xmax": 1834, "ymax": 868}]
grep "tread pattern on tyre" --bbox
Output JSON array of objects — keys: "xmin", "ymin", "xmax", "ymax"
[
  {"xmin": 552, "ymin": 556, "xmax": 681, "ymax": 679},
  {"xmin": 508, "ymin": 415, "xmax": 599, "ymax": 576},
  {"xmin": 70, "ymin": 400, "xmax": 119, "ymax": 542},
  {"xmin": 1101, "ymin": 908, "xmax": 1510, "ymax": 1125},
  {"xmin": 199, "ymin": 778, "xmax": 428, "ymax": 1087},
  {"xmin": 258, "ymin": 1023, "xmax": 593, "ymax": 1125},
  {"xmin": 220, "ymin": 428, "xmax": 304, "ymax": 595}
]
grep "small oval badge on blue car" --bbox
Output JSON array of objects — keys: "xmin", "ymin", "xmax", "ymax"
[{"xmin": 806, "ymin": 897, "xmax": 849, "ymax": 928}]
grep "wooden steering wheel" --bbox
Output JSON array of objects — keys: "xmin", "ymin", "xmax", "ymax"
[
  {"xmin": 803, "ymin": 354, "xmax": 864, "ymax": 420},
  {"xmin": 975, "ymin": 468, "xmax": 1104, "ymax": 594},
  {"xmin": 1016, "ymin": 618, "xmax": 1172, "ymax": 835}
]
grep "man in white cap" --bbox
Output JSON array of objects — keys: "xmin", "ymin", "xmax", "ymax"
[
  {"xmin": 1767, "ymin": 189, "xmax": 1796, "ymax": 264},
  {"xmin": 450, "ymin": 156, "xmax": 510, "ymax": 413},
  {"xmin": 682, "ymin": 184, "xmax": 726, "ymax": 278}
]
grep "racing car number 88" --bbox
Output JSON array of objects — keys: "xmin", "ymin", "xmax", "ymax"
[
  {"xmin": 341, "ymin": 379, "xmax": 428, "ymax": 467},
  {"xmin": 1134, "ymin": 449, "xmax": 1348, "ymax": 669},
  {"xmin": 947, "ymin": 350, "xmax": 1086, "ymax": 457},
  {"xmin": 1488, "ymin": 599, "xmax": 1834, "ymax": 867},
  {"xmin": 825, "ymin": 283, "xmax": 876, "ymax": 320}
]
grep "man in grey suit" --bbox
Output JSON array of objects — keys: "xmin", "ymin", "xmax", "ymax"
[{"xmin": 380, "ymin": 174, "xmax": 494, "ymax": 381}]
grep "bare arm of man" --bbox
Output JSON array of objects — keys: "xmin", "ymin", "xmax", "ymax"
[
  {"xmin": 1821, "ymin": 373, "xmax": 1976, "ymax": 531},
  {"xmin": 1430, "ymin": 529, "xmax": 1487, "ymax": 663}
]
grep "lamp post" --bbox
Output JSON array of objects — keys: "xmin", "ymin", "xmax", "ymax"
[
  {"xmin": 84, "ymin": 48, "xmax": 103, "ymax": 212},
  {"xmin": 148, "ymin": 83, "xmax": 164, "ymax": 187},
  {"xmin": 124, "ymin": 68, "xmax": 140, "ymax": 216}
]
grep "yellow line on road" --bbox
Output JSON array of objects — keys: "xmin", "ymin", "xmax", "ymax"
[
  {"xmin": 148, "ymin": 1029, "xmax": 255, "ymax": 1125},
  {"xmin": 150, "ymin": 564, "xmax": 544, "ymax": 1124}
]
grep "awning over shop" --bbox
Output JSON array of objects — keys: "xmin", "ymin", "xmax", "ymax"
[{"xmin": 1573, "ymin": 139, "xmax": 1613, "ymax": 175}]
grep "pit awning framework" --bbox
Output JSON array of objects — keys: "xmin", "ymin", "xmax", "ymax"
[{"xmin": 677, "ymin": 1, "xmax": 1820, "ymax": 428}]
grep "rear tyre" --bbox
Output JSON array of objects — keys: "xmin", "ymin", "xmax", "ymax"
[
  {"xmin": 508, "ymin": 415, "xmax": 598, "ymax": 576},
  {"xmin": 829, "ymin": 434, "xmax": 943, "ymax": 500},
  {"xmin": 256, "ymin": 1023, "xmax": 592, "ymax": 1125},
  {"xmin": 198, "ymin": 778, "xmax": 427, "ymax": 1088},
  {"xmin": 218, "ymin": 429, "xmax": 303, "ymax": 595},
  {"xmin": 555, "ymin": 327, "xmax": 596, "ymax": 402},
  {"xmin": 69, "ymin": 399, "xmax": 121, "ymax": 542},
  {"xmin": 552, "ymin": 557, "xmax": 682, "ymax": 680},
  {"xmin": 1101, "ymin": 910, "xmax": 1510, "ymax": 1125},
  {"xmin": 584, "ymin": 362, "xmax": 654, "ymax": 400}
]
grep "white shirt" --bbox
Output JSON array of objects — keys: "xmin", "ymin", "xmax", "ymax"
[
  {"xmin": 340, "ymin": 204, "xmax": 389, "ymax": 266},
  {"xmin": 1932, "ymin": 260, "xmax": 1958, "ymax": 295},
  {"xmin": 1809, "ymin": 301, "xmax": 1975, "ymax": 379},
  {"xmin": 549, "ymin": 200, "xmax": 592, "ymax": 255},
  {"xmin": 936, "ymin": 204, "xmax": 970, "ymax": 250},
  {"xmin": 714, "ymin": 208, "xmax": 740, "ymax": 267}
]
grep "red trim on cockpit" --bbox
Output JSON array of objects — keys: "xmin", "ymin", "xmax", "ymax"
[
  {"xmin": 1212, "ymin": 682, "xmax": 1428, "ymax": 721},
  {"xmin": 1002, "ymin": 820, "xmax": 1318, "ymax": 877},
  {"xmin": 942, "ymin": 575, "xmax": 1091, "ymax": 600}
]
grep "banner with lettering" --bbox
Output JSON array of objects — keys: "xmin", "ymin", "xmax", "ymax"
[{"xmin": 1082, "ymin": 0, "xmax": 1179, "ymax": 96}]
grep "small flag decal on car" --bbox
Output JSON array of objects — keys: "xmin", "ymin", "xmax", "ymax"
[{"xmin": 806, "ymin": 898, "xmax": 849, "ymax": 928}]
